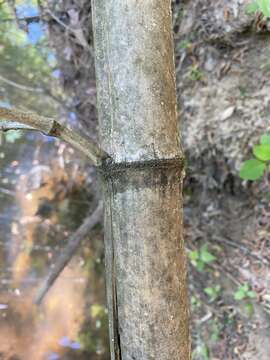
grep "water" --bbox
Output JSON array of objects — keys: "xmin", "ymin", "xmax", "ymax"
[{"xmin": 0, "ymin": 133, "xmax": 109, "ymax": 360}]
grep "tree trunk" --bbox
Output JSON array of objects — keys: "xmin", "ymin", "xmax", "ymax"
[{"xmin": 92, "ymin": 1, "xmax": 190, "ymax": 359}]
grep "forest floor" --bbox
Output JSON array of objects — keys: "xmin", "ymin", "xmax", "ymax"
[{"xmin": 174, "ymin": 1, "xmax": 270, "ymax": 358}]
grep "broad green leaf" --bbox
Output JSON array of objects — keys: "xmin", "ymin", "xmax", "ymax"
[
  {"xmin": 258, "ymin": 0, "xmax": 270, "ymax": 17},
  {"xmin": 260, "ymin": 134, "xmax": 270, "ymax": 145},
  {"xmin": 204, "ymin": 287, "xmax": 215, "ymax": 297},
  {"xmin": 200, "ymin": 244, "xmax": 216, "ymax": 263},
  {"xmin": 234, "ymin": 289, "xmax": 246, "ymax": 301},
  {"xmin": 247, "ymin": 291, "xmax": 256, "ymax": 298},
  {"xmin": 201, "ymin": 251, "xmax": 216, "ymax": 263},
  {"xmin": 253, "ymin": 144, "xmax": 270, "ymax": 161},
  {"xmin": 196, "ymin": 260, "xmax": 205, "ymax": 272},
  {"xmin": 241, "ymin": 283, "xmax": 249, "ymax": 292},
  {"xmin": 204, "ymin": 286, "xmax": 220, "ymax": 300},
  {"xmin": 239, "ymin": 159, "xmax": 265, "ymax": 180},
  {"xmin": 188, "ymin": 250, "xmax": 199, "ymax": 261},
  {"xmin": 246, "ymin": 1, "xmax": 259, "ymax": 13}
]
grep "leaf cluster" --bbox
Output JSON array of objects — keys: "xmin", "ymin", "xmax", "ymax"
[
  {"xmin": 233, "ymin": 283, "xmax": 256, "ymax": 301},
  {"xmin": 239, "ymin": 134, "xmax": 270, "ymax": 180},
  {"xmin": 204, "ymin": 285, "xmax": 221, "ymax": 302},
  {"xmin": 234, "ymin": 283, "xmax": 256, "ymax": 317},
  {"xmin": 188, "ymin": 244, "xmax": 216, "ymax": 272}
]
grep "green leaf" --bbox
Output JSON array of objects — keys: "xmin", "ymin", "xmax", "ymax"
[
  {"xmin": 247, "ymin": 291, "xmax": 256, "ymax": 299},
  {"xmin": 234, "ymin": 284, "xmax": 252, "ymax": 300},
  {"xmin": 253, "ymin": 144, "xmax": 270, "ymax": 161},
  {"xmin": 211, "ymin": 330, "xmax": 220, "ymax": 342},
  {"xmin": 178, "ymin": 40, "xmax": 190, "ymax": 49},
  {"xmin": 258, "ymin": 0, "xmax": 270, "ymax": 17},
  {"xmin": 201, "ymin": 251, "xmax": 216, "ymax": 263},
  {"xmin": 196, "ymin": 260, "xmax": 205, "ymax": 272},
  {"xmin": 234, "ymin": 290, "xmax": 246, "ymax": 301},
  {"xmin": 204, "ymin": 287, "xmax": 215, "ymax": 297},
  {"xmin": 191, "ymin": 296, "xmax": 198, "ymax": 305},
  {"xmin": 244, "ymin": 303, "xmax": 254, "ymax": 317},
  {"xmin": 260, "ymin": 134, "xmax": 270, "ymax": 145},
  {"xmin": 241, "ymin": 283, "xmax": 249, "ymax": 292},
  {"xmin": 200, "ymin": 244, "xmax": 216, "ymax": 263},
  {"xmin": 197, "ymin": 344, "xmax": 209, "ymax": 360},
  {"xmin": 188, "ymin": 250, "xmax": 199, "ymax": 261},
  {"xmin": 239, "ymin": 159, "xmax": 265, "ymax": 180},
  {"xmin": 246, "ymin": 1, "xmax": 259, "ymax": 14},
  {"xmin": 210, "ymin": 322, "xmax": 220, "ymax": 342},
  {"xmin": 204, "ymin": 286, "xmax": 221, "ymax": 301}
]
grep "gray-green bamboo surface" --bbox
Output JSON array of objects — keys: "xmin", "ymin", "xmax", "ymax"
[{"xmin": 92, "ymin": 1, "xmax": 190, "ymax": 359}]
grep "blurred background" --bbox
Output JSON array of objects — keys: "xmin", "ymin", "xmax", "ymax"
[{"xmin": 0, "ymin": 1, "xmax": 269, "ymax": 359}]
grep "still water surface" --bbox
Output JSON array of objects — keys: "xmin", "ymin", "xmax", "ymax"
[{"xmin": 0, "ymin": 134, "xmax": 109, "ymax": 360}]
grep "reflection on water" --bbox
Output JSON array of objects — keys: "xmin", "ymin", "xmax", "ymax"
[{"xmin": 0, "ymin": 134, "xmax": 109, "ymax": 360}]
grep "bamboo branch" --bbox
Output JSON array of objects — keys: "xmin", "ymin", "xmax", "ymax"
[
  {"xmin": 0, "ymin": 121, "xmax": 33, "ymax": 131},
  {"xmin": 0, "ymin": 107, "xmax": 109, "ymax": 166},
  {"xmin": 33, "ymin": 202, "xmax": 103, "ymax": 305}
]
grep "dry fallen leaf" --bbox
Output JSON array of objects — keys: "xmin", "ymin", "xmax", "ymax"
[{"xmin": 220, "ymin": 106, "xmax": 235, "ymax": 121}]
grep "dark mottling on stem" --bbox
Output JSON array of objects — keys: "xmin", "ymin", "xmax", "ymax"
[{"xmin": 48, "ymin": 120, "xmax": 64, "ymax": 137}]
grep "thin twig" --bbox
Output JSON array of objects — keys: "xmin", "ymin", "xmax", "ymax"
[
  {"xmin": 0, "ymin": 107, "xmax": 109, "ymax": 166},
  {"xmin": 0, "ymin": 74, "xmax": 69, "ymax": 108},
  {"xmin": 34, "ymin": 203, "xmax": 103, "ymax": 305},
  {"xmin": 212, "ymin": 234, "xmax": 269, "ymax": 266},
  {"xmin": 45, "ymin": 8, "xmax": 93, "ymax": 54},
  {"xmin": 45, "ymin": 8, "xmax": 70, "ymax": 31},
  {"xmin": 0, "ymin": 74, "xmax": 44, "ymax": 93}
]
